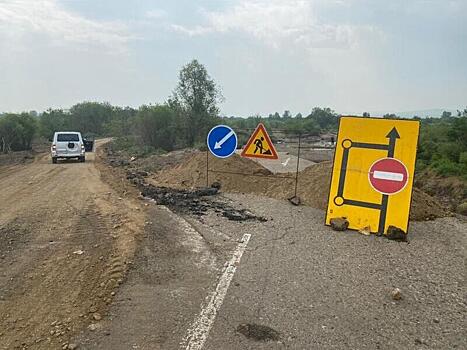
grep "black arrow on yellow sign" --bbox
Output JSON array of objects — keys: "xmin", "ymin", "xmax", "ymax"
[{"xmin": 334, "ymin": 127, "xmax": 401, "ymax": 234}]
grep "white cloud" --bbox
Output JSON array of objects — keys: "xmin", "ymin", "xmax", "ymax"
[
  {"xmin": 0, "ymin": 0, "xmax": 132, "ymax": 52},
  {"xmin": 171, "ymin": 0, "xmax": 374, "ymax": 50}
]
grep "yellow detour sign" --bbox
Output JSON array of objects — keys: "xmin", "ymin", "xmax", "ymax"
[
  {"xmin": 241, "ymin": 123, "xmax": 278, "ymax": 159},
  {"xmin": 326, "ymin": 116, "xmax": 420, "ymax": 234}
]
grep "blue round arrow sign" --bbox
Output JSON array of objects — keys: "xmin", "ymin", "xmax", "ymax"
[{"xmin": 207, "ymin": 125, "xmax": 238, "ymax": 158}]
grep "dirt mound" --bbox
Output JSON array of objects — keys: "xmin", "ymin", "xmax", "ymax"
[
  {"xmin": 414, "ymin": 170, "xmax": 466, "ymax": 211},
  {"xmin": 152, "ymin": 152, "xmax": 273, "ymax": 190},
  {"xmin": 150, "ymin": 151, "xmax": 449, "ymax": 221}
]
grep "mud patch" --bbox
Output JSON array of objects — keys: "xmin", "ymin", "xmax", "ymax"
[
  {"xmin": 140, "ymin": 184, "xmax": 267, "ymax": 222},
  {"xmin": 236, "ymin": 323, "xmax": 281, "ymax": 342}
]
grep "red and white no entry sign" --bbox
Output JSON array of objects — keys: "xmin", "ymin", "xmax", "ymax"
[{"xmin": 368, "ymin": 158, "xmax": 408, "ymax": 195}]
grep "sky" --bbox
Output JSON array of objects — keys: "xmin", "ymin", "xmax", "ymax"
[{"xmin": 0, "ymin": 0, "xmax": 466, "ymax": 116}]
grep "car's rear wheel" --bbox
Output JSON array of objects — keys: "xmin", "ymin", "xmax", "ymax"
[
  {"xmin": 79, "ymin": 156, "xmax": 85, "ymax": 163},
  {"xmin": 52, "ymin": 157, "xmax": 57, "ymax": 164}
]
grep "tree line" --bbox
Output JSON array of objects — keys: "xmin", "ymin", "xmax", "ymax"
[
  {"xmin": 0, "ymin": 60, "xmax": 338, "ymax": 155},
  {"xmin": 0, "ymin": 60, "xmax": 222, "ymax": 154},
  {"xmin": 416, "ymin": 109, "xmax": 467, "ymax": 178},
  {"xmin": 0, "ymin": 59, "xmax": 465, "ymax": 180}
]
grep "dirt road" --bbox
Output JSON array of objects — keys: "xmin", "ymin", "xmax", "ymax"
[{"xmin": 0, "ymin": 141, "xmax": 146, "ymax": 349}]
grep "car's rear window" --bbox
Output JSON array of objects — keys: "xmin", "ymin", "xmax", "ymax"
[{"xmin": 57, "ymin": 134, "xmax": 79, "ymax": 142}]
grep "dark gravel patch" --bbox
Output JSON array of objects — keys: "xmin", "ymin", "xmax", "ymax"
[
  {"xmin": 139, "ymin": 183, "xmax": 267, "ymax": 222},
  {"xmin": 236, "ymin": 323, "xmax": 281, "ymax": 342}
]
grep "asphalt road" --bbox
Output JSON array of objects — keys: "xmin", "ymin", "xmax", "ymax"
[{"xmin": 74, "ymin": 192, "xmax": 466, "ymax": 350}]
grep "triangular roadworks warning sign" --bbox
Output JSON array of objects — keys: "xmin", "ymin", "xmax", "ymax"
[{"xmin": 241, "ymin": 123, "xmax": 278, "ymax": 159}]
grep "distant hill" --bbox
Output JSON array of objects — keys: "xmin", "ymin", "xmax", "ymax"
[{"xmin": 370, "ymin": 108, "xmax": 459, "ymax": 119}]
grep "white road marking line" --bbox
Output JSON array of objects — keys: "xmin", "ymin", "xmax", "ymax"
[
  {"xmin": 281, "ymin": 157, "xmax": 290, "ymax": 167},
  {"xmin": 183, "ymin": 233, "xmax": 251, "ymax": 350},
  {"xmin": 373, "ymin": 170, "xmax": 404, "ymax": 181}
]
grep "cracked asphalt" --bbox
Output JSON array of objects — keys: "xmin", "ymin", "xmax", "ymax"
[{"xmin": 74, "ymin": 192, "xmax": 466, "ymax": 350}]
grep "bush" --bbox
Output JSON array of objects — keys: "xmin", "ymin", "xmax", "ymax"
[
  {"xmin": 134, "ymin": 105, "xmax": 177, "ymax": 151},
  {"xmin": 38, "ymin": 109, "xmax": 69, "ymax": 140},
  {"xmin": 0, "ymin": 113, "xmax": 37, "ymax": 153},
  {"xmin": 432, "ymin": 157, "xmax": 461, "ymax": 176}
]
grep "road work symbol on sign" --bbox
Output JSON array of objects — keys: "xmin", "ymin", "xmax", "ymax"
[
  {"xmin": 207, "ymin": 125, "xmax": 238, "ymax": 158},
  {"xmin": 326, "ymin": 116, "xmax": 420, "ymax": 234},
  {"xmin": 241, "ymin": 123, "xmax": 278, "ymax": 159}
]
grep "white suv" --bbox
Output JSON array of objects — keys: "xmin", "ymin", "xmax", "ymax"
[{"xmin": 51, "ymin": 132, "xmax": 85, "ymax": 164}]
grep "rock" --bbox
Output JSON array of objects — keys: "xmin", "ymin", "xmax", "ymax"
[
  {"xmin": 211, "ymin": 181, "xmax": 221, "ymax": 190},
  {"xmin": 385, "ymin": 226, "xmax": 407, "ymax": 242},
  {"xmin": 88, "ymin": 323, "xmax": 98, "ymax": 331},
  {"xmin": 391, "ymin": 288, "xmax": 402, "ymax": 300},
  {"xmin": 414, "ymin": 338, "xmax": 428, "ymax": 345},
  {"xmin": 131, "ymin": 178, "xmax": 143, "ymax": 186},
  {"xmin": 358, "ymin": 226, "xmax": 371, "ymax": 236},
  {"xmin": 73, "ymin": 250, "xmax": 84, "ymax": 255},
  {"xmin": 330, "ymin": 217, "xmax": 349, "ymax": 231},
  {"xmin": 194, "ymin": 187, "xmax": 218, "ymax": 196},
  {"xmin": 288, "ymin": 196, "xmax": 301, "ymax": 206},
  {"xmin": 92, "ymin": 313, "xmax": 102, "ymax": 321},
  {"xmin": 68, "ymin": 344, "xmax": 78, "ymax": 350},
  {"xmin": 89, "ymin": 306, "xmax": 98, "ymax": 313}
]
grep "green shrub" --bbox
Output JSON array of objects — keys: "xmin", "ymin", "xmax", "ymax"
[
  {"xmin": 0, "ymin": 113, "xmax": 37, "ymax": 153},
  {"xmin": 432, "ymin": 158, "xmax": 461, "ymax": 176}
]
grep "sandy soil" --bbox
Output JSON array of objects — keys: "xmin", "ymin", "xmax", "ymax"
[
  {"xmin": 149, "ymin": 152, "xmax": 450, "ymax": 221},
  {"xmin": 0, "ymin": 141, "xmax": 146, "ymax": 349}
]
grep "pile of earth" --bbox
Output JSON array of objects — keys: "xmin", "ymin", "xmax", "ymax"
[
  {"xmin": 104, "ymin": 144, "xmax": 198, "ymax": 173},
  {"xmin": 148, "ymin": 152, "xmax": 450, "ymax": 221},
  {"xmin": 414, "ymin": 170, "xmax": 466, "ymax": 214}
]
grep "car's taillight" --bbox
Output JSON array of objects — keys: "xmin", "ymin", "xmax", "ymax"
[{"xmin": 52, "ymin": 144, "xmax": 56, "ymax": 150}]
